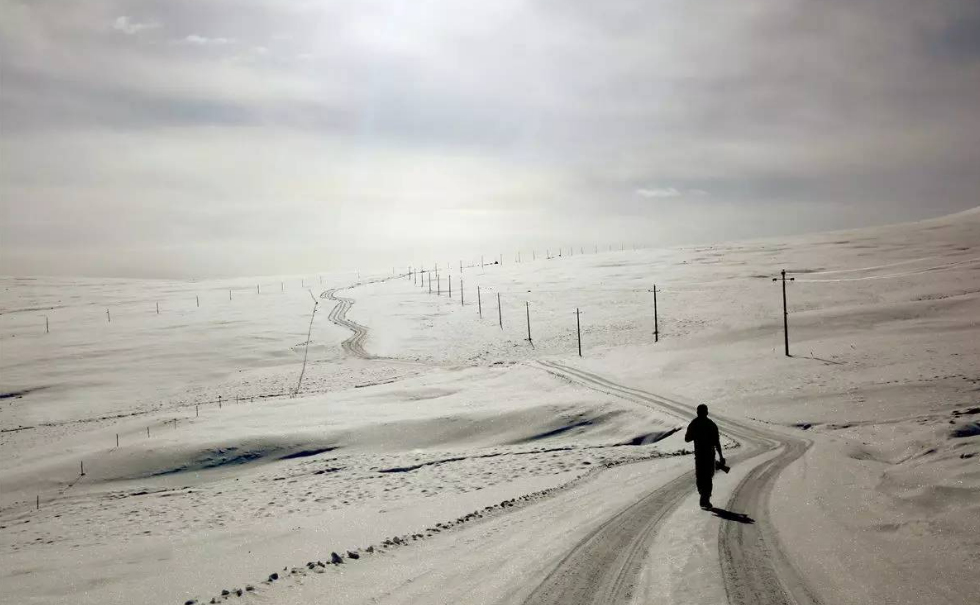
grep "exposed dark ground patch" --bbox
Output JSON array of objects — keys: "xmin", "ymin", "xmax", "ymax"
[
  {"xmin": 278, "ymin": 447, "xmax": 338, "ymax": 460},
  {"xmin": 0, "ymin": 387, "xmax": 48, "ymax": 400}
]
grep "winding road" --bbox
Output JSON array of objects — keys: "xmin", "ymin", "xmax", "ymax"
[
  {"xmin": 321, "ymin": 288, "xmax": 374, "ymax": 359},
  {"xmin": 528, "ymin": 360, "xmax": 818, "ymax": 605}
]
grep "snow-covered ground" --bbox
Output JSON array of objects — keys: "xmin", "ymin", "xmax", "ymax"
[{"xmin": 2, "ymin": 209, "xmax": 978, "ymax": 604}]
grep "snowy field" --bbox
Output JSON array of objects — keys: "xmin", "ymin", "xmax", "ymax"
[{"xmin": 2, "ymin": 209, "xmax": 979, "ymax": 605}]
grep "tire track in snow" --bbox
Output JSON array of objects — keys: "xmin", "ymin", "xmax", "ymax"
[
  {"xmin": 527, "ymin": 360, "xmax": 818, "ymax": 605},
  {"xmin": 321, "ymin": 288, "xmax": 374, "ymax": 359},
  {"xmin": 718, "ymin": 437, "xmax": 820, "ymax": 605},
  {"xmin": 319, "ymin": 273, "xmax": 413, "ymax": 359}
]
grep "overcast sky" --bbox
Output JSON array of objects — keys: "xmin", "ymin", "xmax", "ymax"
[{"xmin": 2, "ymin": 0, "xmax": 979, "ymax": 278}]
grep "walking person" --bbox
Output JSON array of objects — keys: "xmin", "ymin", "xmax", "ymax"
[{"xmin": 684, "ymin": 404, "xmax": 725, "ymax": 510}]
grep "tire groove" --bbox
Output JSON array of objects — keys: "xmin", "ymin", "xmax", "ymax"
[{"xmin": 322, "ymin": 288, "xmax": 374, "ymax": 359}]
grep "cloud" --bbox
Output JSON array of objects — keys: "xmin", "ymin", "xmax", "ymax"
[
  {"xmin": 635, "ymin": 187, "xmax": 708, "ymax": 198},
  {"xmin": 113, "ymin": 16, "xmax": 158, "ymax": 35},
  {"xmin": 3, "ymin": 0, "xmax": 980, "ymax": 277},
  {"xmin": 636, "ymin": 187, "xmax": 681, "ymax": 198},
  {"xmin": 180, "ymin": 34, "xmax": 233, "ymax": 45}
]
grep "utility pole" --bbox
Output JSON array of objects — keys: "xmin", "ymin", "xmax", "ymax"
[
  {"xmin": 525, "ymin": 301, "xmax": 532, "ymax": 342},
  {"xmin": 576, "ymin": 308, "xmax": 582, "ymax": 356},
  {"xmin": 652, "ymin": 285, "xmax": 659, "ymax": 342},
  {"xmin": 498, "ymin": 293, "xmax": 502, "ymax": 329},
  {"xmin": 773, "ymin": 269, "xmax": 795, "ymax": 356},
  {"xmin": 478, "ymin": 286, "xmax": 482, "ymax": 317},
  {"xmin": 460, "ymin": 279, "xmax": 464, "ymax": 306}
]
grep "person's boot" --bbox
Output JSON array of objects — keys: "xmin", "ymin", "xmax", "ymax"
[{"xmin": 699, "ymin": 496, "xmax": 712, "ymax": 510}]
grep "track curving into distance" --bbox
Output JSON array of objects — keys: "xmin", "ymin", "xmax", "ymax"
[
  {"xmin": 527, "ymin": 360, "xmax": 819, "ymax": 605},
  {"xmin": 321, "ymin": 288, "xmax": 374, "ymax": 359}
]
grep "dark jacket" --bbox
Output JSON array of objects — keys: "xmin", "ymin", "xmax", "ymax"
[{"xmin": 684, "ymin": 416, "xmax": 720, "ymax": 466}]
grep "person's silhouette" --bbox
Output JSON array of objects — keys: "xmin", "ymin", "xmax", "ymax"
[{"xmin": 684, "ymin": 404, "xmax": 725, "ymax": 510}]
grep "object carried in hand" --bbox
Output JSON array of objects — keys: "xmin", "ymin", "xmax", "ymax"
[{"xmin": 716, "ymin": 460, "xmax": 730, "ymax": 473}]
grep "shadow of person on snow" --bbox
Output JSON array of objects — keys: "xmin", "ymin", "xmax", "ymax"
[{"xmin": 710, "ymin": 507, "xmax": 755, "ymax": 524}]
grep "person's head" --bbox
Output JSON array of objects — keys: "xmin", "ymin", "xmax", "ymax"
[{"xmin": 696, "ymin": 404, "xmax": 708, "ymax": 417}]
